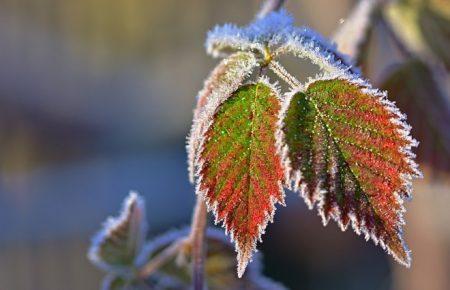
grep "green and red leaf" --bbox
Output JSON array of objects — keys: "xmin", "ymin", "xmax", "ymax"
[
  {"xmin": 281, "ymin": 77, "xmax": 421, "ymax": 266},
  {"xmin": 196, "ymin": 81, "xmax": 285, "ymax": 277},
  {"xmin": 187, "ymin": 52, "xmax": 258, "ymax": 183}
]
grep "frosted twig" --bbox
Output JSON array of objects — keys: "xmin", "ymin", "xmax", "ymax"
[
  {"xmin": 269, "ymin": 60, "xmax": 302, "ymax": 89},
  {"xmin": 256, "ymin": 0, "xmax": 287, "ymax": 19},
  {"xmin": 332, "ymin": 0, "xmax": 377, "ymax": 60},
  {"xmin": 138, "ymin": 238, "xmax": 189, "ymax": 278}
]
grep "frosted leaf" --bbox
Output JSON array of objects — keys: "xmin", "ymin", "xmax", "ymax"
[
  {"xmin": 195, "ymin": 81, "xmax": 285, "ymax": 277},
  {"xmin": 276, "ymin": 26, "xmax": 359, "ymax": 76},
  {"xmin": 206, "ymin": 9, "xmax": 359, "ymax": 77},
  {"xmin": 187, "ymin": 51, "xmax": 258, "ymax": 183},
  {"xmin": 206, "ymin": 9, "xmax": 295, "ymax": 58},
  {"xmin": 88, "ymin": 192, "xmax": 147, "ymax": 274},
  {"xmin": 280, "ymin": 76, "xmax": 421, "ymax": 266}
]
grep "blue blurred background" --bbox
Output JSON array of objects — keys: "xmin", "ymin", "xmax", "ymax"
[{"xmin": 0, "ymin": 0, "xmax": 449, "ymax": 289}]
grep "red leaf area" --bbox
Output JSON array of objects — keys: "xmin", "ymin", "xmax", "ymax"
[
  {"xmin": 285, "ymin": 79, "xmax": 420, "ymax": 266},
  {"xmin": 197, "ymin": 83, "xmax": 284, "ymax": 276}
]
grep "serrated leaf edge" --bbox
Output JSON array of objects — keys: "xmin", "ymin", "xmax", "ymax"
[
  {"xmin": 187, "ymin": 52, "xmax": 259, "ymax": 183},
  {"xmin": 279, "ymin": 73, "xmax": 422, "ymax": 267},
  {"xmin": 194, "ymin": 78, "xmax": 286, "ymax": 277}
]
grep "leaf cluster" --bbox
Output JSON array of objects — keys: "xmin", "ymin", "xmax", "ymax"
[{"xmin": 187, "ymin": 9, "xmax": 421, "ymax": 277}]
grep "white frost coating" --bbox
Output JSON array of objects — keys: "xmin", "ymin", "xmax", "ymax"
[
  {"xmin": 278, "ymin": 90, "xmax": 297, "ymax": 190},
  {"xmin": 206, "ymin": 9, "xmax": 359, "ymax": 79},
  {"xmin": 197, "ymin": 6, "xmax": 419, "ymax": 273},
  {"xmin": 278, "ymin": 32, "xmax": 359, "ymax": 78},
  {"xmin": 194, "ymin": 79, "xmax": 286, "ymax": 278},
  {"xmin": 269, "ymin": 60, "xmax": 303, "ymax": 89},
  {"xmin": 206, "ymin": 9, "xmax": 294, "ymax": 57},
  {"xmin": 187, "ymin": 52, "xmax": 258, "ymax": 183},
  {"xmin": 332, "ymin": 0, "xmax": 376, "ymax": 59},
  {"xmin": 280, "ymin": 73, "xmax": 421, "ymax": 267},
  {"xmin": 88, "ymin": 191, "xmax": 147, "ymax": 274}
]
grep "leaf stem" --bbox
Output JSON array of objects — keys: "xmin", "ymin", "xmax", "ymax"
[
  {"xmin": 189, "ymin": 195, "xmax": 208, "ymax": 290},
  {"xmin": 138, "ymin": 237, "xmax": 189, "ymax": 278},
  {"xmin": 256, "ymin": 0, "xmax": 287, "ymax": 19},
  {"xmin": 269, "ymin": 60, "xmax": 302, "ymax": 89}
]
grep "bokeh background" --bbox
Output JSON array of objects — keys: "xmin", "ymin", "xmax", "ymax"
[{"xmin": 0, "ymin": 0, "xmax": 449, "ymax": 289}]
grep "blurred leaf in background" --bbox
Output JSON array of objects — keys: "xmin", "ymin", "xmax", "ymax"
[
  {"xmin": 138, "ymin": 228, "xmax": 285, "ymax": 290},
  {"xmin": 381, "ymin": 59, "xmax": 450, "ymax": 172}
]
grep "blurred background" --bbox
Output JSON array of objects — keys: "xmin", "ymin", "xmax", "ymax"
[{"xmin": 0, "ymin": 0, "xmax": 449, "ymax": 289}]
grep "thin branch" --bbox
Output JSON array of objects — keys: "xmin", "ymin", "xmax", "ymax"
[
  {"xmin": 138, "ymin": 237, "xmax": 189, "ymax": 278},
  {"xmin": 189, "ymin": 195, "xmax": 207, "ymax": 290},
  {"xmin": 256, "ymin": 0, "xmax": 287, "ymax": 19},
  {"xmin": 269, "ymin": 60, "xmax": 302, "ymax": 89},
  {"xmin": 332, "ymin": 0, "xmax": 377, "ymax": 60}
]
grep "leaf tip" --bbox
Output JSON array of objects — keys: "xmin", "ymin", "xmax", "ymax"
[
  {"xmin": 388, "ymin": 237, "xmax": 412, "ymax": 268},
  {"xmin": 236, "ymin": 245, "xmax": 252, "ymax": 278}
]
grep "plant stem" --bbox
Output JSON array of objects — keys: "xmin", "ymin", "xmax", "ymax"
[
  {"xmin": 189, "ymin": 195, "xmax": 207, "ymax": 290},
  {"xmin": 332, "ymin": 0, "xmax": 377, "ymax": 60},
  {"xmin": 256, "ymin": 0, "xmax": 287, "ymax": 19},
  {"xmin": 269, "ymin": 60, "xmax": 302, "ymax": 89}
]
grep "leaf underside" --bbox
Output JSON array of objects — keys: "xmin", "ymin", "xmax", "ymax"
[
  {"xmin": 282, "ymin": 78, "xmax": 419, "ymax": 265},
  {"xmin": 89, "ymin": 192, "xmax": 146, "ymax": 271},
  {"xmin": 197, "ymin": 83, "xmax": 285, "ymax": 277}
]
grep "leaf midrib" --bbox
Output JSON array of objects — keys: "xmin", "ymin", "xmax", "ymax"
[{"xmin": 306, "ymin": 93, "xmax": 387, "ymax": 229}]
